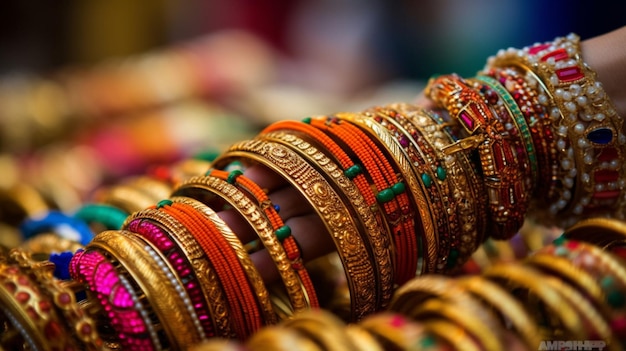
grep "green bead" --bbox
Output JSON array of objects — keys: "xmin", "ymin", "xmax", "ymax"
[
  {"xmin": 552, "ymin": 235, "xmax": 567, "ymax": 246},
  {"xmin": 391, "ymin": 182, "xmax": 405, "ymax": 195},
  {"xmin": 227, "ymin": 170, "xmax": 244, "ymax": 184},
  {"xmin": 600, "ymin": 276, "xmax": 615, "ymax": 289},
  {"xmin": 419, "ymin": 335, "xmax": 436, "ymax": 348},
  {"xmin": 436, "ymin": 166, "xmax": 446, "ymax": 180},
  {"xmin": 376, "ymin": 188, "xmax": 395, "ymax": 203},
  {"xmin": 344, "ymin": 164, "xmax": 362, "ymax": 179},
  {"xmin": 302, "ymin": 117, "xmax": 312, "ymax": 124},
  {"xmin": 275, "ymin": 226, "xmax": 292, "ymax": 241},
  {"xmin": 421, "ymin": 173, "xmax": 432, "ymax": 187},
  {"xmin": 445, "ymin": 249, "xmax": 459, "ymax": 269},
  {"xmin": 606, "ymin": 289, "xmax": 626, "ymax": 308},
  {"xmin": 156, "ymin": 199, "xmax": 173, "ymax": 208}
]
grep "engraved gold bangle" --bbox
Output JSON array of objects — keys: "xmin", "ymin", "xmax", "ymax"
[
  {"xmin": 280, "ymin": 310, "xmax": 353, "ymax": 351},
  {"xmin": 213, "ymin": 138, "xmax": 377, "ymax": 321},
  {"xmin": 9, "ymin": 249, "xmax": 104, "ymax": 350},
  {"xmin": 173, "ymin": 174, "xmax": 310, "ymax": 315},
  {"xmin": 337, "ymin": 112, "xmax": 436, "ymax": 276},
  {"xmin": 261, "ymin": 130, "xmax": 394, "ymax": 310},
  {"xmin": 0, "ymin": 258, "xmax": 80, "ymax": 351},
  {"xmin": 89, "ymin": 230, "xmax": 204, "ymax": 349}
]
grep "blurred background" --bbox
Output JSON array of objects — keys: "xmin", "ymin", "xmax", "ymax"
[{"xmin": 0, "ymin": 0, "xmax": 625, "ymax": 214}]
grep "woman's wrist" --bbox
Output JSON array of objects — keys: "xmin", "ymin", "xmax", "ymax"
[{"xmin": 581, "ymin": 25, "xmax": 626, "ymax": 119}]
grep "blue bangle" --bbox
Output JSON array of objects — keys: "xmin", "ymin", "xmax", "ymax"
[{"xmin": 20, "ymin": 210, "xmax": 94, "ymax": 246}]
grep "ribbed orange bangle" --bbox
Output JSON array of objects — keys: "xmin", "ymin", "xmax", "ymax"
[
  {"xmin": 312, "ymin": 115, "xmax": 414, "ymax": 283},
  {"xmin": 208, "ymin": 168, "xmax": 320, "ymax": 308},
  {"xmin": 156, "ymin": 200, "xmax": 263, "ymax": 338}
]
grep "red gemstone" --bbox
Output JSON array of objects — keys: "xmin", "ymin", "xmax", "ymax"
[
  {"xmin": 529, "ymin": 43, "xmax": 551, "ymax": 55},
  {"xmin": 556, "ymin": 66, "xmax": 584, "ymax": 82},
  {"xmin": 592, "ymin": 190, "xmax": 621, "ymax": 199},
  {"xmin": 16, "ymin": 291, "xmax": 30, "ymax": 304},
  {"xmin": 44, "ymin": 320, "xmax": 63, "ymax": 338},
  {"xmin": 541, "ymin": 48, "xmax": 568, "ymax": 62},
  {"xmin": 598, "ymin": 147, "xmax": 619, "ymax": 162},
  {"xmin": 594, "ymin": 170, "xmax": 619, "ymax": 183},
  {"xmin": 492, "ymin": 143, "xmax": 505, "ymax": 169}
]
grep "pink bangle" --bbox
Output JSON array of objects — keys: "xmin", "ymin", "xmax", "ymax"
[
  {"xmin": 126, "ymin": 218, "xmax": 215, "ymax": 337},
  {"xmin": 70, "ymin": 249, "xmax": 160, "ymax": 350}
]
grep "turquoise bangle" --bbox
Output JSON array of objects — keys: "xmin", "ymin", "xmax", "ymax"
[{"xmin": 74, "ymin": 203, "xmax": 128, "ymax": 230}]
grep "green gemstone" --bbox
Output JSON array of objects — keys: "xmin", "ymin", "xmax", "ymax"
[
  {"xmin": 344, "ymin": 164, "xmax": 362, "ymax": 179},
  {"xmin": 436, "ymin": 166, "xmax": 446, "ymax": 180},
  {"xmin": 376, "ymin": 188, "xmax": 395, "ymax": 203},
  {"xmin": 156, "ymin": 199, "xmax": 173, "ymax": 208},
  {"xmin": 302, "ymin": 117, "xmax": 312, "ymax": 124},
  {"xmin": 275, "ymin": 226, "xmax": 292, "ymax": 241},
  {"xmin": 391, "ymin": 182, "xmax": 405, "ymax": 195},
  {"xmin": 193, "ymin": 149, "xmax": 220, "ymax": 162},
  {"xmin": 421, "ymin": 173, "xmax": 432, "ymax": 187},
  {"xmin": 227, "ymin": 170, "xmax": 244, "ymax": 184}
]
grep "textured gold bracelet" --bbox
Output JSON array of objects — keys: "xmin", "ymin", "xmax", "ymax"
[
  {"xmin": 337, "ymin": 111, "xmax": 437, "ymax": 275},
  {"xmin": 261, "ymin": 130, "xmax": 394, "ymax": 310},
  {"xmin": 213, "ymin": 138, "xmax": 377, "ymax": 320},
  {"xmin": 173, "ymin": 174, "xmax": 310, "ymax": 315}
]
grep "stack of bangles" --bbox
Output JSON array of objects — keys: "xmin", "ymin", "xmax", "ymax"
[{"xmin": 1, "ymin": 32, "xmax": 626, "ymax": 350}]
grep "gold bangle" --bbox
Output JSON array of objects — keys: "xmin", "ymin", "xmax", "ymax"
[
  {"xmin": 245, "ymin": 324, "xmax": 323, "ymax": 351},
  {"xmin": 173, "ymin": 174, "xmax": 310, "ymax": 316},
  {"xmin": 261, "ymin": 130, "xmax": 394, "ymax": 310},
  {"xmin": 171, "ymin": 195, "xmax": 278, "ymax": 325},
  {"xmin": 337, "ymin": 111, "xmax": 437, "ymax": 275},
  {"xmin": 122, "ymin": 207, "xmax": 236, "ymax": 338},
  {"xmin": 358, "ymin": 312, "xmax": 428, "ymax": 350},
  {"xmin": 422, "ymin": 319, "xmax": 482, "ymax": 351},
  {"xmin": 213, "ymin": 138, "xmax": 377, "ymax": 321},
  {"xmin": 0, "ymin": 258, "xmax": 80, "ymax": 351},
  {"xmin": 388, "ymin": 274, "xmax": 504, "ymax": 351},
  {"xmin": 542, "ymin": 275, "xmax": 617, "ymax": 348},
  {"xmin": 344, "ymin": 324, "xmax": 384, "ymax": 351},
  {"xmin": 564, "ymin": 217, "xmax": 626, "ymax": 250},
  {"xmin": 456, "ymin": 274, "xmax": 541, "ymax": 351},
  {"xmin": 9, "ymin": 249, "xmax": 104, "ymax": 350},
  {"xmin": 482, "ymin": 262, "xmax": 585, "ymax": 339},
  {"xmin": 89, "ymin": 230, "xmax": 204, "ymax": 349},
  {"xmin": 93, "ymin": 184, "xmax": 158, "ymax": 214},
  {"xmin": 281, "ymin": 310, "xmax": 353, "ymax": 351}
]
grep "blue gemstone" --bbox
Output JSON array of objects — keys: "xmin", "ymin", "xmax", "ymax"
[{"xmin": 586, "ymin": 128, "xmax": 614, "ymax": 144}]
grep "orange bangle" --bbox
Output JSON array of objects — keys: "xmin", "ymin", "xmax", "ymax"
[
  {"xmin": 208, "ymin": 168, "xmax": 320, "ymax": 309},
  {"xmin": 309, "ymin": 115, "xmax": 414, "ymax": 283},
  {"xmin": 156, "ymin": 200, "xmax": 263, "ymax": 339}
]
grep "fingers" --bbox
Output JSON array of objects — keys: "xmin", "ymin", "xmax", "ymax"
[{"xmin": 248, "ymin": 213, "xmax": 334, "ymax": 284}]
